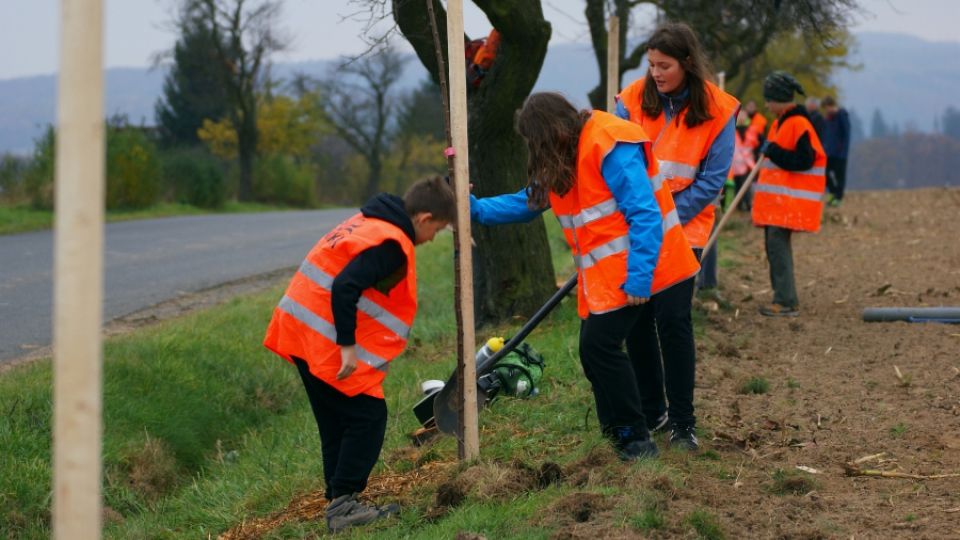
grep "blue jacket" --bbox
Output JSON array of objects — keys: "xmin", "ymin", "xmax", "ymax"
[
  {"xmin": 470, "ymin": 142, "xmax": 662, "ymax": 298},
  {"xmin": 822, "ymin": 108, "xmax": 851, "ymax": 159},
  {"xmin": 616, "ymin": 87, "xmax": 735, "ymax": 225}
]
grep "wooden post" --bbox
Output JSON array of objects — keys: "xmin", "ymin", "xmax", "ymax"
[
  {"xmin": 606, "ymin": 15, "xmax": 620, "ymax": 113},
  {"xmin": 52, "ymin": 0, "xmax": 105, "ymax": 538},
  {"xmin": 445, "ymin": 0, "xmax": 479, "ymax": 460}
]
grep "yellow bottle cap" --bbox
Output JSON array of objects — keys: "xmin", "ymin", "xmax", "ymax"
[{"xmin": 487, "ymin": 337, "xmax": 505, "ymax": 352}]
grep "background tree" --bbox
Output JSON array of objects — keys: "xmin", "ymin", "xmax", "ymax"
[
  {"xmin": 388, "ymin": 0, "xmax": 558, "ymax": 325},
  {"xmin": 192, "ymin": 0, "xmax": 286, "ymax": 201},
  {"xmin": 720, "ymin": 30, "xmax": 856, "ymax": 108},
  {"xmin": 942, "ymin": 106, "xmax": 960, "ymax": 140},
  {"xmin": 320, "ymin": 45, "xmax": 407, "ymax": 200},
  {"xmin": 198, "ymin": 89, "xmax": 328, "ymax": 161},
  {"xmin": 848, "ymin": 108, "xmax": 865, "ymax": 145},
  {"xmin": 154, "ymin": 7, "xmax": 230, "ymax": 147},
  {"xmin": 871, "ymin": 108, "xmax": 889, "ymax": 138},
  {"xmin": 396, "ymin": 79, "xmax": 445, "ymax": 142},
  {"xmin": 585, "ymin": 0, "xmax": 857, "ymax": 109}
]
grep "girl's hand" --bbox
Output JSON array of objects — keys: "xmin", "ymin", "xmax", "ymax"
[{"xmin": 627, "ymin": 295, "xmax": 649, "ymax": 306}]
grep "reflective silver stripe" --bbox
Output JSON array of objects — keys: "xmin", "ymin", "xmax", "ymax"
[
  {"xmin": 754, "ymin": 183, "xmax": 822, "ymax": 201},
  {"xmin": 299, "ymin": 260, "xmax": 334, "ymax": 288},
  {"xmin": 298, "ymin": 260, "xmax": 410, "ymax": 339},
  {"xmin": 576, "ymin": 235, "xmax": 630, "ymax": 269},
  {"xmin": 662, "ymin": 208, "xmax": 681, "ymax": 231},
  {"xmin": 279, "ymin": 295, "xmax": 337, "ymax": 343},
  {"xmin": 354, "ymin": 346, "xmax": 390, "ymax": 372},
  {"xmin": 357, "ymin": 297, "xmax": 410, "ymax": 339},
  {"xmin": 556, "ymin": 198, "xmax": 619, "ymax": 231},
  {"xmin": 658, "ymin": 160, "xmax": 697, "ymax": 179},
  {"xmin": 649, "ymin": 172, "xmax": 665, "ymax": 191},
  {"xmin": 580, "ymin": 198, "xmax": 619, "ymax": 225},
  {"xmin": 277, "ymin": 295, "xmax": 390, "ymax": 373},
  {"xmin": 761, "ymin": 161, "xmax": 826, "ymax": 176}
]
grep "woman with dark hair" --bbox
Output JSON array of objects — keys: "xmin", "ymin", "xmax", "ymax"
[
  {"xmin": 616, "ymin": 21, "xmax": 739, "ymax": 451},
  {"xmin": 470, "ymin": 92, "xmax": 700, "ymax": 461}
]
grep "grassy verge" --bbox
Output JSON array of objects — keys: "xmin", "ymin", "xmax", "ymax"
[
  {"xmin": 2, "ymin": 213, "xmax": 740, "ymax": 539},
  {"xmin": 0, "ymin": 201, "xmax": 312, "ymax": 235}
]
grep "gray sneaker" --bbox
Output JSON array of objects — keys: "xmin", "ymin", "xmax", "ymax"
[{"xmin": 326, "ymin": 494, "xmax": 387, "ymax": 532}]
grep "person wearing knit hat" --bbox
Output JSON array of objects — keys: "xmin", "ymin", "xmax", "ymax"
[
  {"xmin": 763, "ymin": 71, "xmax": 806, "ymax": 103},
  {"xmin": 752, "ymin": 71, "xmax": 828, "ymax": 317}
]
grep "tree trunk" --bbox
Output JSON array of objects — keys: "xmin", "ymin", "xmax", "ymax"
[
  {"xmin": 366, "ymin": 152, "xmax": 382, "ymax": 200},
  {"xmin": 395, "ymin": 0, "xmax": 557, "ymax": 326},
  {"xmin": 236, "ymin": 98, "xmax": 258, "ymax": 201}
]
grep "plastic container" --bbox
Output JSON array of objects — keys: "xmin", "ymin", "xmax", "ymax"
[{"xmin": 475, "ymin": 336, "xmax": 505, "ymax": 367}]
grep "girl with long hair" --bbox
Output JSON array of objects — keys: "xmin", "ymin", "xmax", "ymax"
[
  {"xmin": 616, "ymin": 22, "xmax": 740, "ymax": 451},
  {"xmin": 471, "ymin": 92, "xmax": 699, "ymax": 460}
]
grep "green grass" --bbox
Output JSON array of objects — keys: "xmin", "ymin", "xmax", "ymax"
[
  {"xmin": 739, "ymin": 376, "xmax": 770, "ymax": 395},
  {"xmin": 768, "ymin": 468, "xmax": 819, "ymax": 496},
  {"xmin": 0, "ymin": 201, "xmax": 307, "ymax": 235},
  {"xmin": 889, "ymin": 422, "xmax": 908, "ymax": 438},
  {"xmin": 1, "ymin": 218, "xmax": 741, "ymax": 539},
  {"xmin": 687, "ymin": 509, "xmax": 725, "ymax": 540}
]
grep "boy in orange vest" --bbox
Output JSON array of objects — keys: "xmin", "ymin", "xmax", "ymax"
[{"xmin": 263, "ymin": 176, "xmax": 455, "ymax": 532}]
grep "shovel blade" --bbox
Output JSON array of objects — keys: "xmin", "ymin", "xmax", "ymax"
[{"xmin": 433, "ymin": 374, "xmax": 488, "ymax": 434}]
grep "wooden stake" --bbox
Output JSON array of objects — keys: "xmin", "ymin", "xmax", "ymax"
[
  {"xmin": 445, "ymin": 0, "xmax": 479, "ymax": 460},
  {"xmin": 605, "ymin": 15, "xmax": 620, "ymax": 113},
  {"xmin": 53, "ymin": 0, "xmax": 104, "ymax": 538}
]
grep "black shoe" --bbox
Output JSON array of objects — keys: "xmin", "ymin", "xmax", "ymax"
[
  {"xmin": 669, "ymin": 424, "xmax": 700, "ymax": 452},
  {"xmin": 613, "ymin": 426, "xmax": 659, "ymax": 461},
  {"xmin": 646, "ymin": 412, "xmax": 669, "ymax": 434}
]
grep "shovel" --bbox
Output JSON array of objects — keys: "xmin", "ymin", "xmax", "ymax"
[{"xmin": 429, "ymin": 273, "xmax": 578, "ymax": 434}]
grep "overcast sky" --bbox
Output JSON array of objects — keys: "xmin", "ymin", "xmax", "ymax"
[{"xmin": 1, "ymin": 0, "xmax": 957, "ymax": 80}]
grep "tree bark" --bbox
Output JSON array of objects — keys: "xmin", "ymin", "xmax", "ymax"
[{"xmin": 395, "ymin": 0, "xmax": 557, "ymax": 325}]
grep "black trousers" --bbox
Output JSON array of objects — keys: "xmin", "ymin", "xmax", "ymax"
[
  {"xmin": 826, "ymin": 157, "xmax": 848, "ymax": 200},
  {"xmin": 630, "ymin": 274, "xmax": 698, "ymax": 429},
  {"xmin": 578, "ymin": 306, "xmax": 651, "ymax": 435},
  {"xmin": 733, "ymin": 173, "xmax": 752, "ymax": 211},
  {"xmin": 294, "ymin": 357, "xmax": 387, "ymax": 500},
  {"xmin": 764, "ymin": 226, "xmax": 798, "ymax": 308}
]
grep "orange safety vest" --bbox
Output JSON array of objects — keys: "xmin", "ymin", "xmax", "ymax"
[
  {"xmin": 472, "ymin": 29, "xmax": 500, "ymax": 70},
  {"xmin": 262, "ymin": 214, "xmax": 417, "ymax": 398},
  {"xmin": 748, "ymin": 112, "xmax": 767, "ymax": 142},
  {"xmin": 617, "ymin": 79, "xmax": 740, "ymax": 248},
  {"xmin": 752, "ymin": 108, "xmax": 827, "ymax": 233},
  {"xmin": 550, "ymin": 111, "xmax": 700, "ymax": 319},
  {"xmin": 730, "ymin": 128, "xmax": 756, "ymax": 177}
]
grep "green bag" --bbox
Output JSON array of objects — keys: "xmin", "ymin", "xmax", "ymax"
[{"xmin": 490, "ymin": 342, "xmax": 545, "ymax": 398}]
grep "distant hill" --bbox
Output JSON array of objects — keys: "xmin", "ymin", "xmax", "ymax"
[{"xmin": 1, "ymin": 32, "xmax": 958, "ymax": 154}]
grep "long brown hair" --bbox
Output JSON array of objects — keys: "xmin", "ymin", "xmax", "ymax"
[
  {"xmin": 641, "ymin": 22, "xmax": 715, "ymax": 128},
  {"xmin": 515, "ymin": 93, "xmax": 591, "ymax": 209}
]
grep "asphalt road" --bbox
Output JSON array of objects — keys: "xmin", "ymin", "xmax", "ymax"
[{"xmin": 0, "ymin": 208, "xmax": 356, "ymax": 364}]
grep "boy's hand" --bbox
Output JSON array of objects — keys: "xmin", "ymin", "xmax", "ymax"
[
  {"xmin": 337, "ymin": 346, "xmax": 359, "ymax": 380},
  {"xmin": 627, "ymin": 295, "xmax": 649, "ymax": 306}
]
